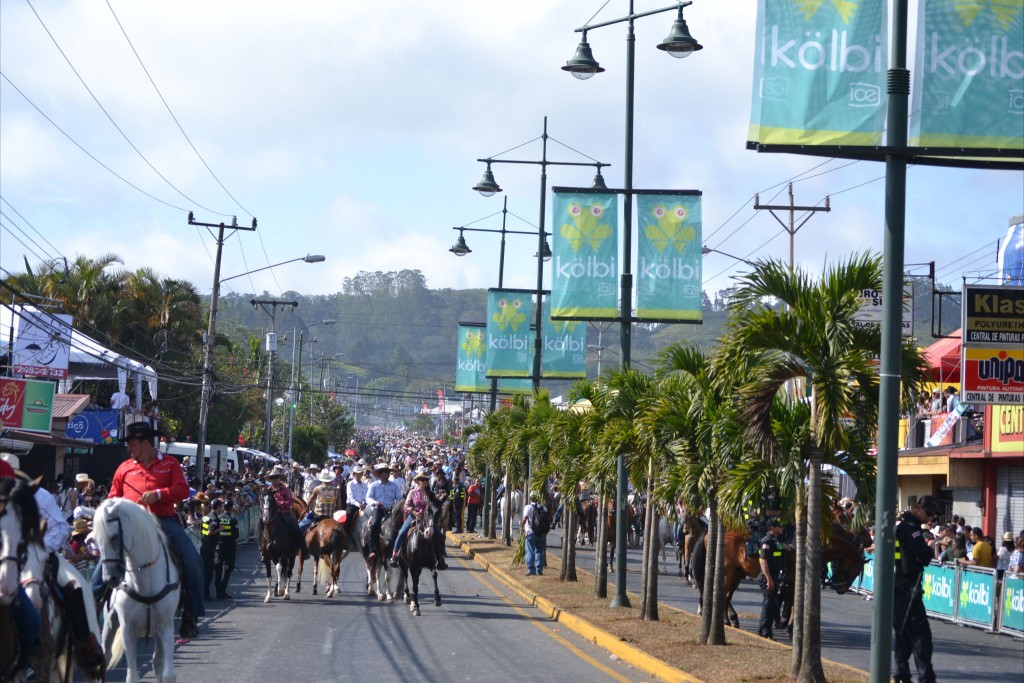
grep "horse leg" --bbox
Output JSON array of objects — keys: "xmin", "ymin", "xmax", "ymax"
[
  {"xmin": 295, "ymin": 546, "xmax": 304, "ymax": 594},
  {"xmin": 123, "ymin": 624, "xmax": 140, "ymax": 683},
  {"xmin": 281, "ymin": 558, "xmax": 292, "ymax": 600},
  {"xmin": 264, "ymin": 557, "xmax": 274, "ymax": 603},
  {"xmin": 432, "ymin": 567, "xmax": 441, "ymax": 607},
  {"xmin": 410, "ymin": 567, "xmax": 421, "ymax": 616},
  {"xmin": 154, "ymin": 623, "xmax": 177, "ymax": 683}
]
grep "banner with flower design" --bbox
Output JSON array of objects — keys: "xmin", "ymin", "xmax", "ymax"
[
  {"xmin": 541, "ymin": 296, "xmax": 587, "ymax": 378},
  {"xmin": 636, "ymin": 192, "xmax": 703, "ymax": 322},
  {"xmin": 485, "ymin": 289, "xmax": 534, "ymax": 378},
  {"xmin": 456, "ymin": 323, "xmax": 489, "ymax": 392},
  {"xmin": 550, "ymin": 191, "xmax": 619, "ymax": 320}
]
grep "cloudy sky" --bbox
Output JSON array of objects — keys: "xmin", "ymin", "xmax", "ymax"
[{"xmin": 1, "ymin": 0, "xmax": 1021, "ymax": 304}]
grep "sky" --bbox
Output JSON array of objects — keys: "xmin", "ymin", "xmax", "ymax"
[{"xmin": 1, "ymin": 0, "xmax": 1021, "ymax": 307}]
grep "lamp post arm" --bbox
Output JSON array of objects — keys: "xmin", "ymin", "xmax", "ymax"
[
  {"xmin": 573, "ymin": 1, "xmax": 692, "ymax": 32},
  {"xmin": 477, "ymin": 157, "xmax": 609, "ymax": 170}
]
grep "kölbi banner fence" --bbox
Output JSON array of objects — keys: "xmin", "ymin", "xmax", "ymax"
[
  {"xmin": 636, "ymin": 192, "xmax": 703, "ymax": 322},
  {"xmin": 550, "ymin": 191, "xmax": 619, "ymax": 320}
]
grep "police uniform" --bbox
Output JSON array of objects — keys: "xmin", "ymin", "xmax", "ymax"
[
  {"xmin": 757, "ymin": 524, "xmax": 786, "ymax": 640},
  {"xmin": 893, "ymin": 503, "xmax": 937, "ymax": 683},
  {"xmin": 215, "ymin": 504, "xmax": 238, "ymax": 599},
  {"xmin": 200, "ymin": 505, "xmax": 223, "ymax": 600}
]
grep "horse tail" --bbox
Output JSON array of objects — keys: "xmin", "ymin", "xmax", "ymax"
[
  {"xmin": 106, "ymin": 624, "xmax": 126, "ymax": 670},
  {"xmin": 689, "ymin": 525, "xmax": 707, "ymax": 593}
]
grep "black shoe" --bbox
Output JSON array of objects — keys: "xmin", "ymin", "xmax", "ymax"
[
  {"xmin": 203, "ymin": 593, "xmax": 212, "ymax": 601},
  {"xmin": 216, "ymin": 592, "xmax": 232, "ymax": 600},
  {"xmin": 179, "ymin": 618, "xmax": 199, "ymax": 639}
]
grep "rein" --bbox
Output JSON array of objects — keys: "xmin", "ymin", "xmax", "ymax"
[
  {"xmin": 102, "ymin": 512, "xmax": 179, "ymax": 637},
  {"xmin": 0, "ymin": 496, "xmax": 27, "ymax": 572}
]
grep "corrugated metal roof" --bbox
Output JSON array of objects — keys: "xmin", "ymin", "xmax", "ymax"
[{"xmin": 53, "ymin": 394, "xmax": 91, "ymax": 420}]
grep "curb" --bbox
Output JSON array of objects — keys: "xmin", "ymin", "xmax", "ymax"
[{"xmin": 452, "ymin": 536, "xmax": 703, "ymax": 683}]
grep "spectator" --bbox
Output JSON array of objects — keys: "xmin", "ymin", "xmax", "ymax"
[
  {"xmin": 996, "ymin": 532, "xmax": 1014, "ymax": 580},
  {"xmin": 109, "ymin": 387, "xmax": 130, "ymax": 411},
  {"xmin": 939, "ymin": 533, "xmax": 966, "ymax": 564},
  {"xmin": 929, "ymin": 389, "xmax": 944, "ymax": 414},
  {"xmin": 1009, "ymin": 535, "xmax": 1024, "ymax": 576},
  {"xmin": 959, "ymin": 527, "xmax": 993, "ymax": 568},
  {"xmin": 465, "ymin": 478, "xmax": 482, "ymax": 534},
  {"xmin": 943, "ymin": 386, "xmax": 961, "ymax": 413}
]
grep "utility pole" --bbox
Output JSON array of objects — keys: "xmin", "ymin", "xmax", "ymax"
[
  {"xmin": 753, "ymin": 182, "xmax": 831, "ymax": 268},
  {"xmin": 252, "ymin": 299, "xmax": 298, "ymax": 454},
  {"xmin": 189, "ymin": 213, "xmax": 257, "ymax": 491}
]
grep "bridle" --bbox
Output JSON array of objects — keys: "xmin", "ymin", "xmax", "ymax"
[
  {"xmin": 101, "ymin": 512, "xmax": 178, "ymax": 607},
  {"xmin": 0, "ymin": 494, "xmax": 27, "ymax": 573}
]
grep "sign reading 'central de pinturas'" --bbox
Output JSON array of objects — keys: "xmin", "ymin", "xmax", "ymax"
[{"xmin": 964, "ymin": 286, "xmax": 1024, "ymax": 345}]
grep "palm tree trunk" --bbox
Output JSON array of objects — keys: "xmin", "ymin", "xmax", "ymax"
[
  {"xmin": 486, "ymin": 471, "xmax": 498, "ymax": 539},
  {"xmin": 700, "ymin": 498, "xmax": 718, "ymax": 644},
  {"xmin": 595, "ymin": 494, "xmax": 608, "ymax": 598},
  {"xmin": 790, "ymin": 481, "xmax": 806, "ymax": 678},
  {"xmin": 565, "ymin": 503, "xmax": 578, "ymax": 582},
  {"xmin": 709, "ymin": 511, "xmax": 727, "ymax": 645},
  {"xmin": 642, "ymin": 492, "xmax": 659, "ymax": 621},
  {"xmin": 501, "ymin": 470, "xmax": 512, "ymax": 546},
  {"xmin": 639, "ymin": 489, "xmax": 651, "ymax": 617},
  {"xmin": 797, "ymin": 446, "xmax": 826, "ymax": 683}
]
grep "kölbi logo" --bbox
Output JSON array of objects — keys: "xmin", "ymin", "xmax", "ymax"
[
  {"xmin": 492, "ymin": 297, "xmax": 527, "ymax": 332},
  {"xmin": 544, "ymin": 335, "xmax": 585, "ymax": 353},
  {"xmin": 960, "ymin": 579, "xmax": 991, "ymax": 609},
  {"xmin": 457, "ymin": 358, "xmax": 486, "ymax": 372},
  {"xmin": 1006, "ymin": 586, "xmax": 1024, "ymax": 617},
  {"xmin": 560, "ymin": 202, "xmax": 612, "ymax": 253},
  {"xmin": 461, "ymin": 330, "xmax": 485, "ymax": 358},
  {"xmin": 555, "ymin": 255, "xmax": 617, "ymax": 279},
  {"xmin": 638, "ymin": 258, "xmax": 700, "ymax": 281},
  {"xmin": 923, "ymin": 573, "xmax": 952, "ymax": 600},
  {"xmin": 645, "ymin": 204, "xmax": 696, "ymax": 254}
]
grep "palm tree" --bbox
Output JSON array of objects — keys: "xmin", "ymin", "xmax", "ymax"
[{"xmin": 728, "ymin": 253, "xmax": 929, "ymax": 683}]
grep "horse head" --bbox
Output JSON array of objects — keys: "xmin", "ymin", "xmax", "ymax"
[
  {"xmin": 93, "ymin": 498, "xmax": 163, "ymax": 587},
  {"xmin": 0, "ymin": 478, "xmax": 40, "ymax": 604},
  {"xmin": 823, "ymin": 534, "xmax": 866, "ymax": 594}
]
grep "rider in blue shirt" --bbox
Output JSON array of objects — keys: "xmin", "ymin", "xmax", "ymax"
[{"xmin": 365, "ymin": 463, "xmax": 402, "ymax": 559}]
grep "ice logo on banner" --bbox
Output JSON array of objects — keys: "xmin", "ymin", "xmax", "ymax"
[
  {"xmin": 557, "ymin": 201, "xmax": 616, "ymax": 283},
  {"xmin": 491, "ymin": 297, "xmax": 527, "ymax": 332}
]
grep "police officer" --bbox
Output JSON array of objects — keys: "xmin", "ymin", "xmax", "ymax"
[
  {"xmin": 215, "ymin": 499, "xmax": 239, "ymax": 600},
  {"xmin": 200, "ymin": 499, "xmax": 225, "ymax": 600},
  {"xmin": 757, "ymin": 516, "xmax": 787, "ymax": 640},
  {"xmin": 893, "ymin": 495, "xmax": 939, "ymax": 683}
]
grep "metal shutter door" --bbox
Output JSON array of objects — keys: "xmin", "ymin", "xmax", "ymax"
[{"xmin": 995, "ymin": 465, "xmax": 1024, "ymax": 535}]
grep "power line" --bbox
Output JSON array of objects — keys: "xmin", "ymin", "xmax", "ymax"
[{"xmin": 0, "ymin": 197, "xmax": 64, "ymax": 259}]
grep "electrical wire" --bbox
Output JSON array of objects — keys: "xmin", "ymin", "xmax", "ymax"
[{"xmin": 0, "ymin": 197, "xmax": 64, "ymax": 259}]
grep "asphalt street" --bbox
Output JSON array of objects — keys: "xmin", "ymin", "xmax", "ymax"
[{"xmin": 100, "ymin": 540, "xmax": 643, "ymax": 683}]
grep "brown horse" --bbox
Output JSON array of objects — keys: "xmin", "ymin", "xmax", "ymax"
[
  {"xmin": 691, "ymin": 526, "xmax": 866, "ymax": 628},
  {"xmin": 296, "ymin": 517, "xmax": 348, "ymax": 597},
  {"xmin": 678, "ymin": 506, "xmax": 705, "ymax": 584}
]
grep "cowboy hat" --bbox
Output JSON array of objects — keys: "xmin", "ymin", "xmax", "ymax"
[
  {"xmin": 412, "ymin": 467, "xmax": 431, "ymax": 482},
  {"xmin": 317, "ymin": 469, "xmax": 335, "ymax": 483},
  {"xmin": 373, "ymin": 462, "xmax": 390, "ymax": 473},
  {"xmin": 308, "ymin": 463, "xmax": 320, "ymax": 470},
  {"xmin": 195, "ymin": 492, "xmax": 210, "ymax": 502},
  {"xmin": 0, "ymin": 453, "xmax": 29, "ymax": 480},
  {"xmin": 121, "ymin": 421, "xmax": 166, "ymax": 442},
  {"xmin": 72, "ymin": 518, "xmax": 91, "ymax": 535},
  {"xmin": 1004, "ymin": 531, "xmax": 1015, "ymax": 542},
  {"xmin": 351, "ymin": 465, "xmax": 365, "ymax": 475},
  {"xmin": 75, "ymin": 473, "xmax": 95, "ymax": 486},
  {"xmin": 266, "ymin": 465, "xmax": 287, "ymax": 480}
]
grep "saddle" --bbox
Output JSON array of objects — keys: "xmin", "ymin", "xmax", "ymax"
[{"xmin": 41, "ymin": 551, "xmax": 106, "ymax": 679}]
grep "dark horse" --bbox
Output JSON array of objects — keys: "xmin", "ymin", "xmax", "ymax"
[
  {"xmin": 257, "ymin": 503, "xmax": 299, "ymax": 604},
  {"xmin": 360, "ymin": 501, "xmax": 402, "ymax": 602},
  {"xmin": 395, "ymin": 500, "xmax": 444, "ymax": 616},
  {"xmin": 690, "ymin": 525, "xmax": 866, "ymax": 629}
]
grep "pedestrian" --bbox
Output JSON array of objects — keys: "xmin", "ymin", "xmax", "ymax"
[
  {"xmin": 757, "ymin": 517, "xmax": 787, "ymax": 641},
  {"xmin": 215, "ymin": 500, "xmax": 238, "ymax": 599},
  {"xmin": 996, "ymin": 531, "xmax": 1014, "ymax": 580},
  {"xmin": 521, "ymin": 492, "xmax": 549, "ymax": 577},
  {"xmin": 893, "ymin": 495, "xmax": 939, "ymax": 683},
  {"xmin": 450, "ymin": 474, "xmax": 466, "ymax": 533},
  {"xmin": 201, "ymin": 499, "xmax": 225, "ymax": 600},
  {"xmin": 465, "ymin": 478, "xmax": 482, "ymax": 534},
  {"xmin": 959, "ymin": 527, "xmax": 993, "ymax": 568}
]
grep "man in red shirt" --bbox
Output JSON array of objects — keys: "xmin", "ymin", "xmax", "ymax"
[{"xmin": 103, "ymin": 422, "xmax": 206, "ymax": 639}]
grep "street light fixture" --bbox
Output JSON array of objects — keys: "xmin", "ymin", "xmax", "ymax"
[
  {"xmin": 472, "ymin": 164, "xmax": 501, "ymax": 197},
  {"xmin": 221, "ymin": 254, "xmax": 325, "ymax": 284},
  {"xmin": 701, "ymin": 246, "xmax": 755, "ymax": 266},
  {"xmin": 563, "ymin": 0, "xmax": 702, "ymax": 609}
]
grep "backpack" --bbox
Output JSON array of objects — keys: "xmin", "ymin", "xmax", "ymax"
[{"xmin": 529, "ymin": 504, "xmax": 551, "ymax": 536}]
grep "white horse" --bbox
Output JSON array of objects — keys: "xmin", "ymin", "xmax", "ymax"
[
  {"xmin": 93, "ymin": 498, "xmax": 180, "ymax": 683},
  {"xmin": 498, "ymin": 490, "xmax": 523, "ymax": 530},
  {"xmin": 1, "ymin": 477, "xmax": 38, "ymax": 680},
  {"xmin": 657, "ymin": 516, "xmax": 676, "ymax": 576},
  {"xmin": 22, "ymin": 542, "xmax": 105, "ymax": 682}
]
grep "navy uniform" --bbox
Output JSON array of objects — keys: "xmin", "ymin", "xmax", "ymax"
[
  {"xmin": 893, "ymin": 496, "xmax": 938, "ymax": 683},
  {"xmin": 200, "ymin": 500, "xmax": 225, "ymax": 600},
  {"xmin": 215, "ymin": 501, "xmax": 239, "ymax": 599},
  {"xmin": 757, "ymin": 517, "xmax": 786, "ymax": 640}
]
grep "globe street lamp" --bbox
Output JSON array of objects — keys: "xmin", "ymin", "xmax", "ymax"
[
  {"xmin": 562, "ymin": 0, "xmax": 702, "ymax": 609},
  {"xmin": 473, "ymin": 117, "xmax": 609, "ymax": 394}
]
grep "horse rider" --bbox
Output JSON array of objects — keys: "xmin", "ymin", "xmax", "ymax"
[
  {"xmin": 365, "ymin": 462, "xmax": 402, "ymax": 560},
  {"xmin": 390, "ymin": 462, "xmax": 407, "ymax": 496},
  {"xmin": 300, "ymin": 467, "xmax": 342, "ymax": 539},
  {"xmin": 263, "ymin": 466, "xmax": 303, "ymax": 549},
  {"xmin": 201, "ymin": 498, "xmax": 225, "ymax": 600},
  {"xmin": 345, "ymin": 464, "xmax": 369, "ymax": 541},
  {"xmin": 757, "ymin": 517, "xmax": 788, "ymax": 641},
  {"xmin": 106, "ymin": 421, "xmax": 205, "ymax": 640},
  {"xmin": 893, "ymin": 496, "xmax": 939, "ymax": 683},
  {"xmin": 214, "ymin": 499, "xmax": 238, "ymax": 600},
  {"xmin": 391, "ymin": 468, "xmax": 447, "ymax": 569}
]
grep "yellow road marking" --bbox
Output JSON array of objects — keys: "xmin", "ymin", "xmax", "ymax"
[{"xmin": 459, "ymin": 557, "xmax": 635, "ymax": 683}]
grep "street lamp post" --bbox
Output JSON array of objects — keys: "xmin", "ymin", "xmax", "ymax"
[
  {"xmin": 700, "ymin": 246, "xmax": 755, "ymax": 266},
  {"xmin": 562, "ymin": 0, "xmax": 702, "ymax": 608},
  {"xmin": 284, "ymin": 319, "xmax": 335, "ymax": 459}
]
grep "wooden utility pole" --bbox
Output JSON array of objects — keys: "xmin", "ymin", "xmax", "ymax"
[{"xmin": 753, "ymin": 183, "xmax": 831, "ymax": 268}]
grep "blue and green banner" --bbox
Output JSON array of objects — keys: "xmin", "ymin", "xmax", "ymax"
[
  {"xmin": 455, "ymin": 324, "xmax": 489, "ymax": 392},
  {"xmin": 485, "ymin": 289, "xmax": 533, "ymax": 378},
  {"xmin": 922, "ymin": 562, "xmax": 957, "ymax": 619},
  {"xmin": 1002, "ymin": 574, "xmax": 1024, "ymax": 635},
  {"xmin": 551, "ymin": 191, "xmax": 619, "ymax": 320},
  {"xmin": 910, "ymin": 1, "xmax": 1024, "ymax": 151},
  {"xmin": 748, "ymin": 0, "xmax": 888, "ymax": 146},
  {"xmin": 636, "ymin": 193, "xmax": 703, "ymax": 321},
  {"xmin": 957, "ymin": 568, "xmax": 997, "ymax": 628},
  {"xmin": 542, "ymin": 297, "xmax": 587, "ymax": 378},
  {"xmin": 858, "ymin": 553, "xmax": 875, "ymax": 594},
  {"xmin": 498, "ymin": 377, "xmax": 534, "ymax": 395}
]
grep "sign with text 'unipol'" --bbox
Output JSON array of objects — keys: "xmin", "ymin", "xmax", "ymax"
[
  {"xmin": 635, "ymin": 193, "xmax": 703, "ymax": 322},
  {"xmin": 550, "ymin": 191, "xmax": 619, "ymax": 320},
  {"xmin": 748, "ymin": 0, "xmax": 888, "ymax": 146}
]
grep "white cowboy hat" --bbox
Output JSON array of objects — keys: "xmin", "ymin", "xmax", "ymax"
[
  {"xmin": 0, "ymin": 452, "xmax": 28, "ymax": 480},
  {"xmin": 412, "ymin": 467, "xmax": 431, "ymax": 482},
  {"xmin": 317, "ymin": 469, "xmax": 335, "ymax": 483},
  {"xmin": 308, "ymin": 463, "xmax": 320, "ymax": 470},
  {"xmin": 76, "ymin": 472, "xmax": 95, "ymax": 486},
  {"xmin": 351, "ymin": 465, "xmax": 365, "ymax": 475},
  {"xmin": 266, "ymin": 465, "xmax": 287, "ymax": 480},
  {"xmin": 373, "ymin": 462, "xmax": 390, "ymax": 473}
]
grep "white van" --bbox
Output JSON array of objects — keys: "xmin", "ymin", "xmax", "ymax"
[{"xmin": 160, "ymin": 441, "xmax": 237, "ymax": 473}]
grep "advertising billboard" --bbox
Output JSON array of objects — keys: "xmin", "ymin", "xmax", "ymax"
[
  {"xmin": 961, "ymin": 346, "xmax": 1024, "ymax": 406},
  {"xmin": 0, "ymin": 377, "xmax": 56, "ymax": 433},
  {"xmin": 963, "ymin": 285, "xmax": 1024, "ymax": 346}
]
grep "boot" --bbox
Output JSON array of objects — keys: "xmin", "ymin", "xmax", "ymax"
[
  {"xmin": 179, "ymin": 616, "xmax": 198, "ymax": 639},
  {"xmin": 65, "ymin": 586, "xmax": 106, "ymax": 679}
]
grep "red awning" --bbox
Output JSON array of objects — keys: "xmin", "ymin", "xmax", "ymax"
[{"xmin": 922, "ymin": 329, "xmax": 961, "ymax": 384}]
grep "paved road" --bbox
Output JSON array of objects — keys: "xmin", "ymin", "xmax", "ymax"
[
  {"xmin": 101, "ymin": 541, "xmax": 642, "ymax": 683},
  {"xmin": 541, "ymin": 526, "xmax": 1024, "ymax": 682}
]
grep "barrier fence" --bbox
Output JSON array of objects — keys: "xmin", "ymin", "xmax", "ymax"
[{"xmin": 854, "ymin": 555, "xmax": 1024, "ymax": 637}]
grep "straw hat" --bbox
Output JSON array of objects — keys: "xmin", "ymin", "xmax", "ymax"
[
  {"xmin": 195, "ymin": 492, "xmax": 210, "ymax": 503},
  {"xmin": 72, "ymin": 518, "xmax": 91, "ymax": 535},
  {"xmin": 412, "ymin": 467, "xmax": 431, "ymax": 482},
  {"xmin": 266, "ymin": 465, "xmax": 287, "ymax": 480},
  {"xmin": 317, "ymin": 469, "xmax": 335, "ymax": 483},
  {"xmin": 373, "ymin": 462, "xmax": 390, "ymax": 474},
  {"xmin": 1005, "ymin": 531, "xmax": 1015, "ymax": 542},
  {"xmin": 75, "ymin": 473, "xmax": 95, "ymax": 486}
]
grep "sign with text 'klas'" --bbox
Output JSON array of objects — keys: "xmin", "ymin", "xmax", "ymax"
[
  {"xmin": 551, "ymin": 191, "xmax": 619, "ymax": 320},
  {"xmin": 636, "ymin": 193, "xmax": 703, "ymax": 322},
  {"xmin": 910, "ymin": 1, "xmax": 1024, "ymax": 152},
  {"xmin": 485, "ymin": 289, "xmax": 533, "ymax": 379},
  {"xmin": 541, "ymin": 297, "xmax": 587, "ymax": 379},
  {"xmin": 748, "ymin": 0, "xmax": 888, "ymax": 147},
  {"xmin": 456, "ymin": 324, "xmax": 489, "ymax": 392},
  {"xmin": 963, "ymin": 285, "xmax": 1024, "ymax": 345}
]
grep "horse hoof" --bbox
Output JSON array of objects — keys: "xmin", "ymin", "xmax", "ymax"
[
  {"xmin": 264, "ymin": 595, "xmax": 272, "ymax": 603},
  {"xmin": 434, "ymin": 597, "xmax": 441, "ymax": 607},
  {"xmin": 377, "ymin": 594, "xmax": 385, "ymax": 602},
  {"xmin": 283, "ymin": 594, "xmax": 290, "ymax": 600},
  {"xmin": 404, "ymin": 595, "xmax": 411, "ymax": 605},
  {"xmin": 386, "ymin": 596, "xmax": 394, "ymax": 604},
  {"xmin": 413, "ymin": 607, "xmax": 421, "ymax": 616}
]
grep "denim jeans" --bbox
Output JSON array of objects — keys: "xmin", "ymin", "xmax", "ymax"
[
  {"xmin": 11, "ymin": 586, "xmax": 41, "ymax": 661},
  {"xmin": 525, "ymin": 533, "xmax": 543, "ymax": 575},
  {"xmin": 91, "ymin": 516, "xmax": 205, "ymax": 618},
  {"xmin": 393, "ymin": 515, "xmax": 414, "ymax": 556}
]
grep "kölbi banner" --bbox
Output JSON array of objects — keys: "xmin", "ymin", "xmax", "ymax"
[
  {"xmin": 541, "ymin": 297, "xmax": 587, "ymax": 379},
  {"xmin": 550, "ymin": 191, "xmax": 619, "ymax": 320},
  {"xmin": 455, "ymin": 323, "xmax": 488, "ymax": 392},
  {"xmin": 485, "ymin": 289, "xmax": 534, "ymax": 379},
  {"xmin": 636, "ymin": 193, "xmax": 703, "ymax": 322}
]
